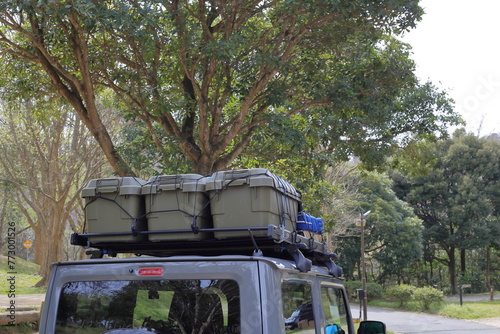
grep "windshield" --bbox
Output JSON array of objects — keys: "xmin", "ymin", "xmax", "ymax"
[{"xmin": 55, "ymin": 279, "xmax": 240, "ymax": 334}]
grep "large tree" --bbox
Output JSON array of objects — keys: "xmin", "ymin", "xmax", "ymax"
[
  {"xmin": 1, "ymin": 0, "xmax": 460, "ymax": 175},
  {"xmin": 391, "ymin": 130, "xmax": 500, "ymax": 294}
]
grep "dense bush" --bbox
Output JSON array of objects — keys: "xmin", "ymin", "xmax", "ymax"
[
  {"xmin": 344, "ymin": 281, "xmax": 383, "ymax": 301},
  {"xmin": 386, "ymin": 284, "xmax": 415, "ymax": 307},
  {"xmin": 344, "ymin": 280, "xmax": 362, "ymax": 300},
  {"xmin": 413, "ymin": 286, "xmax": 444, "ymax": 311},
  {"xmin": 460, "ymin": 272, "xmax": 487, "ymax": 294},
  {"xmin": 366, "ymin": 282, "xmax": 384, "ymax": 300}
]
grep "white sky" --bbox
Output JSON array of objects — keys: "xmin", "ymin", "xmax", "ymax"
[{"xmin": 402, "ymin": 0, "xmax": 500, "ymax": 136}]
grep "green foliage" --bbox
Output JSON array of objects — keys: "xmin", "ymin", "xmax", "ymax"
[
  {"xmin": 344, "ymin": 280, "xmax": 363, "ymax": 299},
  {"xmin": 391, "ymin": 131, "xmax": 500, "ymax": 292},
  {"xmin": 386, "ymin": 284, "xmax": 415, "ymax": 307},
  {"xmin": 360, "ymin": 173, "xmax": 423, "ymax": 280},
  {"xmin": 459, "ymin": 272, "xmax": 487, "ymax": 294},
  {"xmin": 413, "ymin": 286, "xmax": 444, "ymax": 311},
  {"xmin": 0, "ymin": 0, "xmax": 461, "ymax": 176},
  {"xmin": 366, "ymin": 283, "xmax": 384, "ymax": 300},
  {"xmin": 344, "ymin": 281, "xmax": 383, "ymax": 301},
  {"xmin": 336, "ymin": 170, "xmax": 423, "ymax": 282},
  {"xmin": 116, "ymin": 119, "xmax": 193, "ymax": 176}
]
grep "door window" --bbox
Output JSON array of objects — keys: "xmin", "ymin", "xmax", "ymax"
[
  {"xmin": 321, "ymin": 285, "xmax": 349, "ymax": 334},
  {"xmin": 282, "ymin": 281, "xmax": 315, "ymax": 333}
]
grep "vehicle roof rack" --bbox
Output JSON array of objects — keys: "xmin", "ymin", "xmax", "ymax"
[{"xmin": 71, "ymin": 225, "xmax": 342, "ymax": 277}]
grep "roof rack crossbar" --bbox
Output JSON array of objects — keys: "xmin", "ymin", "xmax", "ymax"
[
  {"xmin": 73, "ymin": 226, "xmax": 269, "ymax": 239},
  {"xmin": 70, "ymin": 224, "xmax": 335, "ymax": 275}
]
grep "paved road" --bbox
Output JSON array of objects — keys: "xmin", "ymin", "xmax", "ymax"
[
  {"xmin": 2, "ymin": 294, "xmax": 500, "ymax": 334},
  {"xmin": 351, "ymin": 306, "xmax": 500, "ymax": 334},
  {"xmin": 0, "ymin": 294, "xmax": 45, "ymax": 309}
]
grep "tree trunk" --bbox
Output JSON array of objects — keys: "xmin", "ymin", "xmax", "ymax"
[
  {"xmin": 460, "ymin": 249, "xmax": 466, "ymax": 274},
  {"xmin": 448, "ymin": 247, "xmax": 457, "ymax": 294},
  {"xmin": 33, "ymin": 208, "xmax": 66, "ymax": 287},
  {"xmin": 486, "ymin": 247, "xmax": 491, "ymax": 288},
  {"xmin": 194, "ymin": 154, "xmax": 217, "ymax": 175},
  {"xmin": 429, "ymin": 259, "xmax": 433, "ymax": 285}
]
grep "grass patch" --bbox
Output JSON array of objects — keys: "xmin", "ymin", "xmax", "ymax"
[
  {"xmin": 370, "ymin": 299, "xmax": 442, "ymax": 313},
  {"xmin": 0, "ymin": 322, "xmax": 38, "ymax": 334},
  {"xmin": 369, "ymin": 298, "xmax": 500, "ymax": 319},
  {"xmin": 0, "ymin": 256, "xmax": 46, "ymax": 295},
  {"xmin": 437, "ymin": 300, "xmax": 500, "ymax": 319}
]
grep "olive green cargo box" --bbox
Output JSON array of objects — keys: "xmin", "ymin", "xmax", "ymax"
[
  {"xmin": 82, "ymin": 177, "xmax": 147, "ymax": 243},
  {"xmin": 206, "ymin": 169, "xmax": 301, "ymax": 239},
  {"xmin": 142, "ymin": 174, "xmax": 212, "ymax": 241}
]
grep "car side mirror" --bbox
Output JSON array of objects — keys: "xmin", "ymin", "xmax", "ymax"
[
  {"xmin": 357, "ymin": 320, "xmax": 386, "ymax": 334},
  {"xmin": 325, "ymin": 324, "xmax": 345, "ymax": 334}
]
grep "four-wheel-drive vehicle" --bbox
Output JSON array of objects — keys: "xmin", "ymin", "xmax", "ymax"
[
  {"xmin": 40, "ymin": 248, "xmax": 385, "ymax": 334},
  {"xmin": 40, "ymin": 254, "xmax": 335, "ymax": 333},
  {"xmin": 38, "ymin": 171, "xmax": 386, "ymax": 334}
]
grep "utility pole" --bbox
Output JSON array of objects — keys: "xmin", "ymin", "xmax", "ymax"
[{"xmin": 358, "ymin": 210, "xmax": 371, "ymax": 321}]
